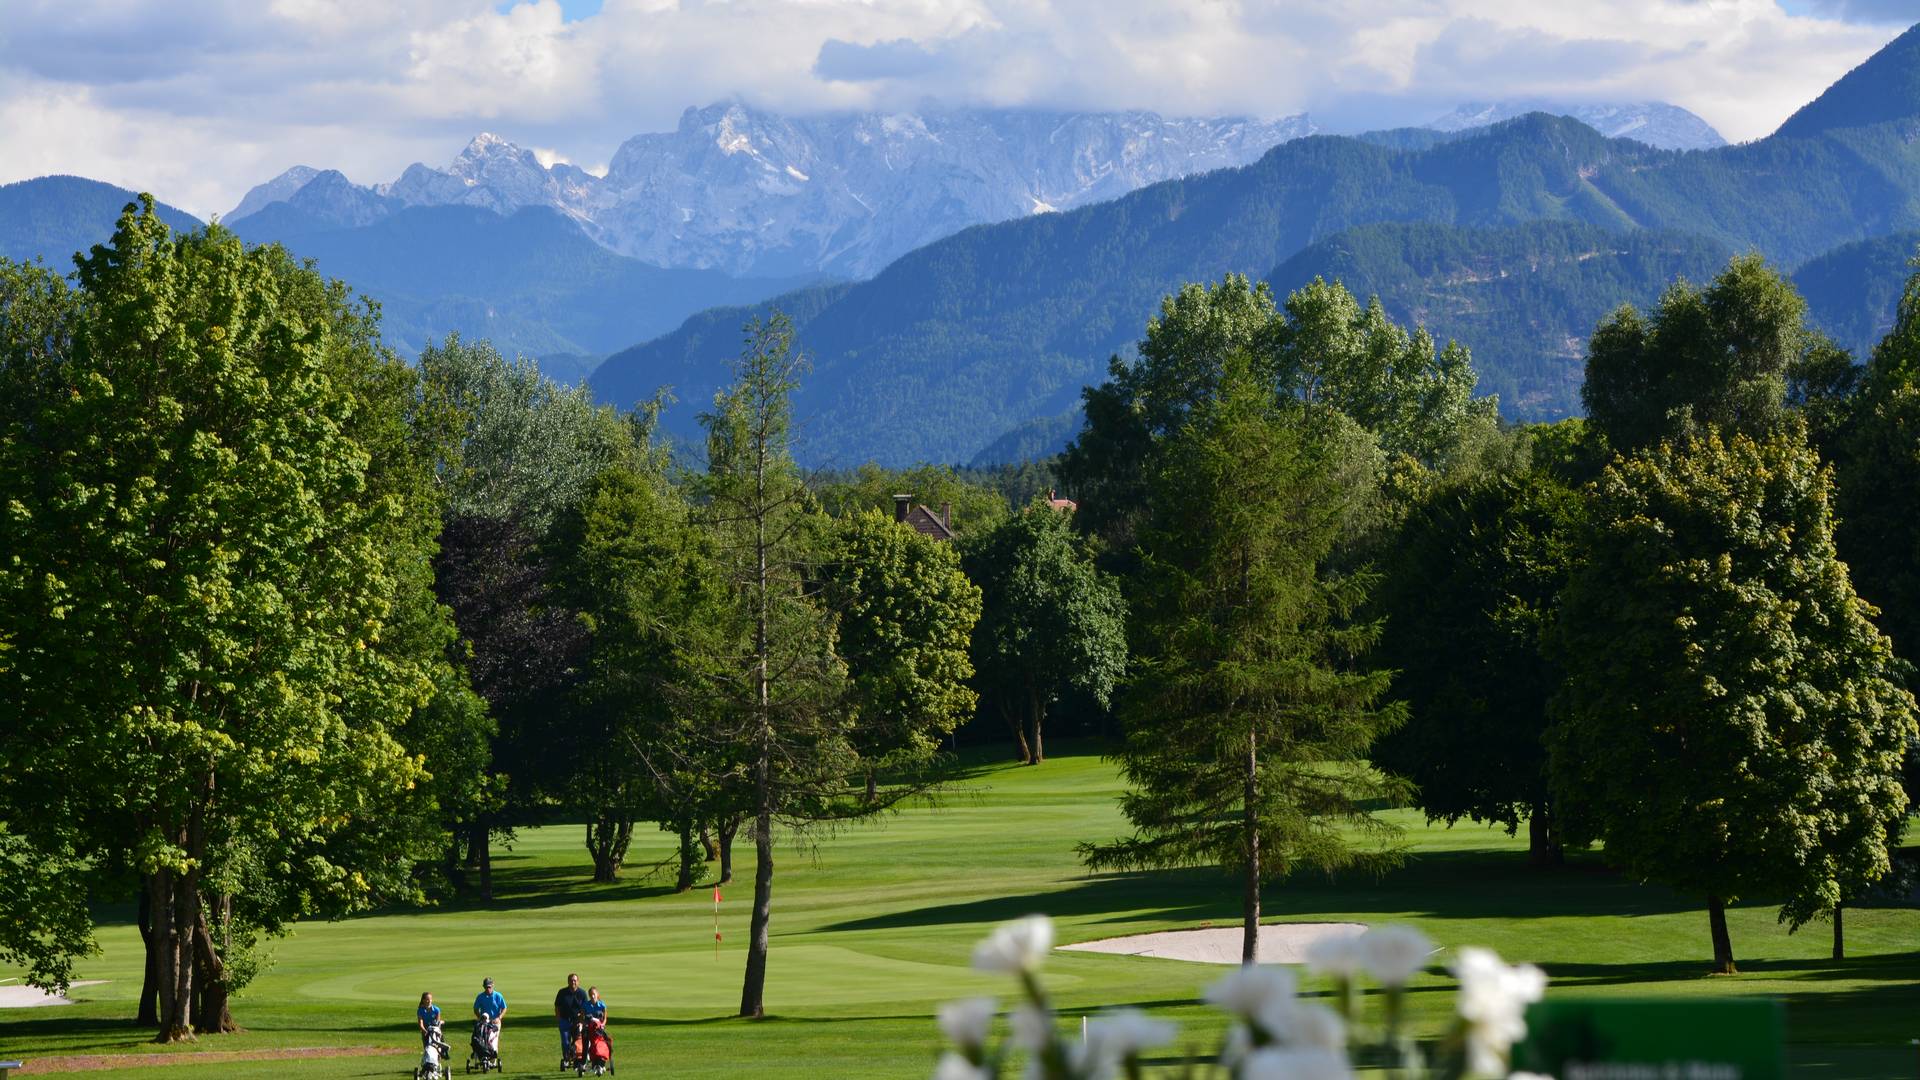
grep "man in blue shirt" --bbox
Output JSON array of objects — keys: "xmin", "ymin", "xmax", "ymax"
[{"xmin": 472, "ymin": 977, "xmax": 506, "ymax": 1061}]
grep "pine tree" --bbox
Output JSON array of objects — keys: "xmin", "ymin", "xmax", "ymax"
[{"xmin": 1081, "ymin": 355, "xmax": 1405, "ymax": 963}]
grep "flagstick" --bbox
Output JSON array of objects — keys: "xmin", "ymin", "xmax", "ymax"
[{"xmin": 713, "ymin": 886, "xmax": 722, "ymax": 962}]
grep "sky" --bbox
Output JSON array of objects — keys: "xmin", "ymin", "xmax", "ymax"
[{"xmin": 0, "ymin": 0, "xmax": 1911, "ymax": 219}]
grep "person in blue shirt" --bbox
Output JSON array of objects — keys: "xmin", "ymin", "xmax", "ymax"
[
  {"xmin": 417, "ymin": 991, "xmax": 442, "ymax": 1043},
  {"xmin": 473, "ymin": 978, "xmax": 506, "ymax": 1021},
  {"xmin": 583, "ymin": 987, "xmax": 607, "ymax": 1023}
]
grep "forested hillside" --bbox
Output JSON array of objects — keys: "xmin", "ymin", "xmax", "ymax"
[
  {"xmin": 230, "ymin": 204, "xmax": 809, "ymax": 362},
  {"xmin": 593, "ymin": 62, "xmax": 1920, "ymax": 464},
  {"xmin": 1792, "ymin": 230, "xmax": 1920, "ymax": 357},
  {"xmin": 0, "ymin": 176, "xmax": 200, "ymax": 266},
  {"xmin": 1266, "ymin": 222, "xmax": 1733, "ymax": 415}
]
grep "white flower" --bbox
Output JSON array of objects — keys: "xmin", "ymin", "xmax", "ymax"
[
  {"xmin": 1257, "ymin": 1001, "xmax": 1346, "ymax": 1052},
  {"xmin": 972, "ymin": 915, "xmax": 1055, "ymax": 974},
  {"xmin": 1063, "ymin": 1040, "xmax": 1120, "ymax": 1080},
  {"xmin": 1010, "ymin": 1003, "xmax": 1054, "ymax": 1052},
  {"xmin": 1303, "ymin": 930, "xmax": 1367, "ymax": 979},
  {"xmin": 1219, "ymin": 1023, "xmax": 1253, "ymax": 1067},
  {"xmin": 1239, "ymin": 1046, "xmax": 1354, "ymax": 1080},
  {"xmin": 1357, "ymin": 925, "xmax": 1434, "ymax": 987},
  {"xmin": 932, "ymin": 1051, "xmax": 992, "ymax": 1080},
  {"xmin": 1451, "ymin": 947, "xmax": 1547, "ymax": 1075},
  {"xmin": 1203, "ymin": 965, "xmax": 1297, "ymax": 1021},
  {"xmin": 1452, "ymin": 948, "xmax": 1546, "ymax": 1025},
  {"xmin": 938, "ymin": 997, "xmax": 997, "ymax": 1053},
  {"xmin": 1082, "ymin": 1008, "xmax": 1177, "ymax": 1061}
]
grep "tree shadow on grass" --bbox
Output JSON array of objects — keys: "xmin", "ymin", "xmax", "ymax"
[
  {"xmin": 367, "ymin": 854, "xmax": 683, "ymax": 919},
  {"xmin": 0, "ymin": 1011, "xmax": 413, "ymax": 1058},
  {"xmin": 823, "ymin": 848, "xmax": 1701, "ymax": 935}
]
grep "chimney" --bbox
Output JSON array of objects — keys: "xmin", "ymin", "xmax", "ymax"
[
  {"xmin": 893, "ymin": 494, "xmax": 911, "ymax": 523},
  {"xmin": 941, "ymin": 502, "xmax": 952, "ymax": 529}
]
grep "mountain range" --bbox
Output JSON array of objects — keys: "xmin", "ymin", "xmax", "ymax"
[
  {"xmin": 228, "ymin": 106, "xmax": 1320, "ymax": 280},
  {"xmin": 1425, "ymin": 101, "xmax": 1725, "ymax": 150},
  {"xmin": 5, "ymin": 30, "xmax": 1920, "ymax": 469},
  {"xmin": 590, "ymin": 23, "xmax": 1920, "ymax": 465}
]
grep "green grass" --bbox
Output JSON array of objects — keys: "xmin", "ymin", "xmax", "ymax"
[{"xmin": 3, "ymin": 740, "xmax": 1916, "ymax": 1077}]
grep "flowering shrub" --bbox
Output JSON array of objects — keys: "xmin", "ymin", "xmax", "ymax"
[{"xmin": 932, "ymin": 916, "xmax": 1549, "ymax": 1080}]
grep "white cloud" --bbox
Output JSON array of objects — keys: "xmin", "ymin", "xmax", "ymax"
[{"xmin": 0, "ymin": 0, "xmax": 1906, "ymax": 218}]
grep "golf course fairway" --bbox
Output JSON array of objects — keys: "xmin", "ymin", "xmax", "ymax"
[{"xmin": 3, "ymin": 743, "xmax": 1915, "ymax": 1077}]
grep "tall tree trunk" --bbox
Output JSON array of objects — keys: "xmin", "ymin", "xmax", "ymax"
[
  {"xmin": 1707, "ymin": 896, "xmax": 1737, "ymax": 975},
  {"xmin": 189, "ymin": 897, "xmax": 239, "ymax": 1034},
  {"xmin": 586, "ymin": 814, "xmax": 633, "ymax": 884},
  {"xmin": 1832, "ymin": 904, "xmax": 1844, "ymax": 960},
  {"xmin": 675, "ymin": 820, "xmax": 698, "ymax": 893},
  {"xmin": 136, "ymin": 889, "xmax": 159, "ymax": 1027},
  {"xmin": 700, "ymin": 827, "xmax": 719, "ymax": 862},
  {"xmin": 150, "ymin": 862, "xmax": 199, "ymax": 1042},
  {"xmin": 1526, "ymin": 808, "xmax": 1563, "ymax": 867},
  {"xmin": 1242, "ymin": 728, "xmax": 1260, "ymax": 966},
  {"xmin": 477, "ymin": 831, "xmax": 493, "ymax": 901},
  {"xmin": 443, "ymin": 839, "xmax": 467, "ymax": 894},
  {"xmin": 739, "ymin": 464, "xmax": 778, "ymax": 1020},
  {"xmin": 1025, "ymin": 684, "xmax": 1044, "ymax": 765},
  {"xmin": 739, "ymin": 796, "xmax": 775, "ymax": 1018},
  {"xmin": 1000, "ymin": 699, "xmax": 1031, "ymax": 763},
  {"xmin": 464, "ymin": 823, "xmax": 485, "ymax": 870},
  {"xmin": 718, "ymin": 817, "xmax": 739, "ymax": 885}
]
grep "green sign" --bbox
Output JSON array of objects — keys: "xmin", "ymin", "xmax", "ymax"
[{"xmin": 1515, "ymin": 998, "xmax": 1785, "ymax": 1080}]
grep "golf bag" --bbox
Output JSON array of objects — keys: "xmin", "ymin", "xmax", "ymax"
[
  {"xmin": 417, "ymin": 1022, "xmax": 451, "ymax": 1080},
  {"xmin": 582, "ymin": 1014, "xmax": 613, "ymax": 1076},
  {"xmin": 467, "ymin": 1017, "xmax": 502, "ymax": 1073},
  {"xmin": 562, "ymin": 1013, "xmax": 585, "ymax": 1071}
]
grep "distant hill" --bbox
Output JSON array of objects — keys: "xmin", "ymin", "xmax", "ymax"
[
  {"xmin": 1265, "ymin": 222, "xmax": 1735, "ymax": 416},
  {"xmin": 592, "ymin": 60, "xmax": 1920, "ymax": 465},
  {"xmin": 230, "ymin": 203, "xmax": 809, "ymax": 361},
  {"xmin": 0, "ymin": 176, "xmax": 201, "ymax": 266},
  {"xmin": 1776, "ymin": 24, "xmax": 1920, "ymax": 139},
  {"xmin": 1792, "ymin": 230, "xmax": 1920, "ymax": 357},
  {"xmin": 1427, "ymin": 101, "xmax": 1726, "ymax": 151}
]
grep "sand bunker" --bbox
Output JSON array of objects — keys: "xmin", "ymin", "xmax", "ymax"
[
  {"xmin": 1059, "ymin": 922, "xmax": 1367, "ymax": 965},
  {"xmin": 0, "ymin": 980, "xmax": 104, "ymax": 1008}
]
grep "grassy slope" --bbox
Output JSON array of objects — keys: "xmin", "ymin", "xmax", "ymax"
[{"xmin": 2, "ymin": 742, "xmax": 1915, "ymax": 1078}]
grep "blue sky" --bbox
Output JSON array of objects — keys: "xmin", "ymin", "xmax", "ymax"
[{"xmin": 0, "ymin": 1, "xmax": 1909, "ymax": 217}]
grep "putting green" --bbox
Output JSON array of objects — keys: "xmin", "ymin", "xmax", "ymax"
[{"xmin": 2, "ymin": 742, "xmax": 1916, "ymax": 1078}]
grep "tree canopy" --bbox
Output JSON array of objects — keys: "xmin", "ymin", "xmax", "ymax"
[
  {"xmin": 1547, "ymin": 426, "xmax": 1916, "ymax": 974},
  {"xmin": 0, "ymin": 200, "xmax": 457, "ymax": 1037}
]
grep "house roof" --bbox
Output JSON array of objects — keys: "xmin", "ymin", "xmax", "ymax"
[{"xmin": 902, "ymin": 504, "xmax": 956, "ymax": 541}]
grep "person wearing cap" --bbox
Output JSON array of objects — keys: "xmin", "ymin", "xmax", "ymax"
[{"xmin": 473, "ymin": 976, "xmax": 507, "ymax": 1026}]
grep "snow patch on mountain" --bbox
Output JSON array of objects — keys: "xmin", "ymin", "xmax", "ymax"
[
  {"xmin": 226, "ymin": 104, "xmax": 1316, "ymax": 278},
  {"xmin": 1426, "ymin": 100, "xmax": 1726, "ymax": 151}
]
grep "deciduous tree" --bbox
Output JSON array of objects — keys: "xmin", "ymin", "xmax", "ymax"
[
  {"xmin": 1547, "ymin": 427, "xmax": 1916, "ymax": 974},
  {"xmin": 0, "ymin": 201, "xmax": 446, "ymax": 1038},
  {"xmin": 1370, "ymin": 464, "xmax": 1579, "ymax": 864},
  {"xmin": 961, "ymin": 505, "xmax": 1126, "ymax": 765}
]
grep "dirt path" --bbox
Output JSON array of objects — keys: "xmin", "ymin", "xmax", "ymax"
[{"xmin": 17, "ymin": 1045, "xmax": 409, "ymax": 1073}]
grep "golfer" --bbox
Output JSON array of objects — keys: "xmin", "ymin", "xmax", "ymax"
[
  {"xmin": 473, "ymin": 976, "xmax": 506, "ymax": 1036},
  {"xmin": 554, "ymin": 972, "xmax": 588, "ymax": 1063},
  {"xmin": 417, "ymin": 991, "xmax": 441, "ymax": 1044}
]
